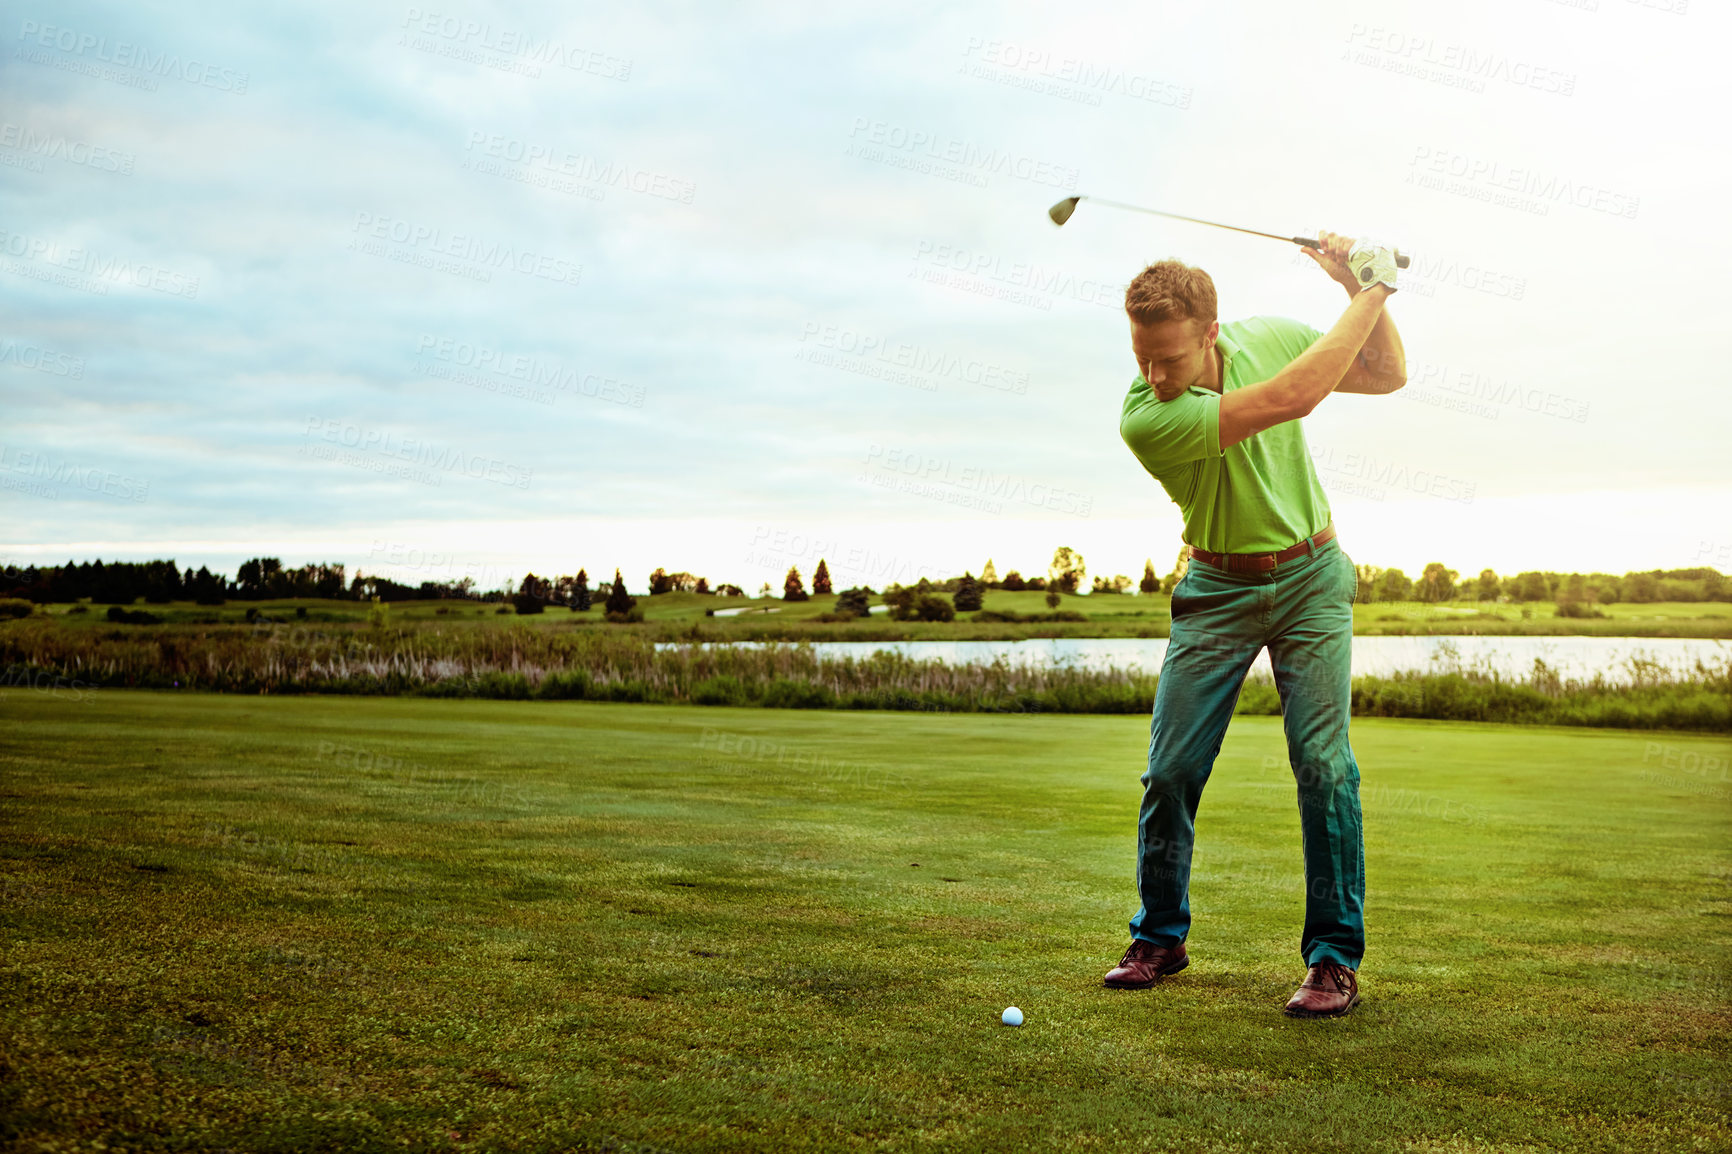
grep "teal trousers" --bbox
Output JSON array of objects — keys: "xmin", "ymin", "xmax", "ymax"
[{"xmin": 1129, "ymin": 536, "xmax": 1365, "ymax": 969}]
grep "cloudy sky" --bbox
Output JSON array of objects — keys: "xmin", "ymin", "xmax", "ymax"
[{"xmin": 2, "ymin": 0, "xmax": 1727, "ymax": 594}]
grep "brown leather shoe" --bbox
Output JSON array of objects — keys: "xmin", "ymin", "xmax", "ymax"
[
  {"xmin": 1103, "ymin": 939, "xmax": 1188, "ymax": 989},
  {"xmin": 1283, "ymin": 961, "xmax": 1359, "ymax": 1018}
]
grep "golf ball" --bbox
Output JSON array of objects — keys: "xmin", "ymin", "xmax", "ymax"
[{"xmin": 1001, "ymin": 1006, "xmax": 1024, "ymax": 1027}]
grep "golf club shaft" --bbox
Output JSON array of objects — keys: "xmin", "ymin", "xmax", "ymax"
[
  {"xmin": 1057, "ymin": 196, "xmax": 1412, "ymax": 269},
  {"xmin": 1081, "ymin": 196, "xmax": 1315, "ymax": 248}
]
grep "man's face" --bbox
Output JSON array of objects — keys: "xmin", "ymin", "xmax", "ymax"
[{"xmin": 1130, "ymin": 316, "xmax": 1219, "ymax": 402}]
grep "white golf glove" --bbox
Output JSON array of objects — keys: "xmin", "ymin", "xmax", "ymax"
[{"xmin": 1347, "ymin": 242, "xmax": 1399, "ymax": 292}]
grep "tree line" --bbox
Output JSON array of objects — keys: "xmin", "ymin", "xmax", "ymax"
[{"xmin": 2, "ymin": 552, "xmax": 1727, "ymax": 611}]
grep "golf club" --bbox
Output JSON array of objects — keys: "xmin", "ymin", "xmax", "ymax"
[{"xmin": 1049, "ymin": 195, "xmax": 1411, "ymax": 269}]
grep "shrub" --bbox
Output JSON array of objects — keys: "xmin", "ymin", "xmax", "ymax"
[
  {"xmin": 513, "ymin": 594, "xmax": 546, "ymax": 615},
  {"xmin": 913, "ymin": 594, "xmax": 955, "ymax": 622},
  {"xmin": 760, "ymin": 678, "xmax": 834, "ymax": 709},
  {"xmin": 1556, "ymin": 599, "xmax": 1607, "ymax": 619},
  {"xmin": 536, "ymin": 671, "xmax": 594, "ymax": 699},
  {"xmin": 691, "ymin": 675, "xmax": 748, "ymax": 706},
  {"xmin": 105, "ymin": 606, "xmax": 162, "ymax": 625},
  {"xmin": 834, "ymin": 587, "xmax": 873, "ymax": 619},
  {"xmin": 0, "ymin": 598, "xmax": 35, "ymax": 619}
]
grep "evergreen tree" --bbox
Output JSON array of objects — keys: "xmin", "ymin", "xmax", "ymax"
[
  {"xmin": 1000, "ymin": 570, "xmax": 1025, "ymax": 591},
  {"xmin": 812, "ymin": 559, "xmax": 833, "ymax": 595},
  {"xmin": 1140, "ymin": 559, "xmax": 1160, "ymax": 594},
  {"xmin": 953, "ymin": 572, "xmax": 984, "ymax": 612},
  {"xmin": 605, "ymin": 569, "xmax": 635, "ymax": 616},
  {"xmin": 981, "ymin": 560, "xmax": 998, "ymax": 587},
  {"xmin": 783, "ymin": 567, "xmax": 809, "ymax": 602},
  {"xmin": 573, "ymin": 569, "xmax": 592, "ymax": 611}
]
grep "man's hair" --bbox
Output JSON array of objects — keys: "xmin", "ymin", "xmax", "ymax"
[{"xmin": 1124, "ymin": 259, "xmax": 1217, "ymax": 329}]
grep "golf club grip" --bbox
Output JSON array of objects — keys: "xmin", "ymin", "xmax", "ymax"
[{"xmin": 1296, "ymin": 237, "xmax": 1413, "ymax": 270}]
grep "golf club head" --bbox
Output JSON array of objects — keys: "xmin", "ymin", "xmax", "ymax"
[{"xmin": 1048, "ymin": 197, "xmax": 1080, "ymax": 226}]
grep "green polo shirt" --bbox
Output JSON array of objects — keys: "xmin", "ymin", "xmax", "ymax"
[{"xmin": 1119, "ymin": 316, "xmax": 1333, "ymax": 554}]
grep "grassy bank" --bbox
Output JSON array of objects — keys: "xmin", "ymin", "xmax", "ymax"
[
  {"xmin": 1, "ymin": 694, "xmax": 1727, "ymax": 1151},
  {"xmin": 2, "ymin": 617, "xmax": 1728, "ymax": 730},
  {"xmin": 14, "ymin": 592, "xmax": 1732, "ymax": 640}
]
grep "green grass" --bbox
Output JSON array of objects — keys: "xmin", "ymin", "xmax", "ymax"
[
  {"xmin": 25, "ymin": 592, "xmax": 1732, "ymax": 640},
  {"xmin": 2, "ymin": 694, "xmax": 1728, "ymax": 1151}
]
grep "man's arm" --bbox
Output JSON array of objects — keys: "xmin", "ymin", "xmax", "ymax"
[
  {"xmin": 1217, "ymin": 282, "xmax": 1392, "ymax": 451},
  {"xmin": 1307, "ymin": 230, "xmax": 1406, "ymax": 394},
  {"xmin": 1337, "ymin": 310, "xmax": 1406, "ymax": 394}
]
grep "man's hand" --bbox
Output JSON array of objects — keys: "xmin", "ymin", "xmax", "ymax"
[
  {"xmin": 1301, "ymin": 230, "xmax": 1361, "ymax": 295},
  {"xmin": 1347, "ymin": 242, "xmax": 1400, "ymax": 292}
]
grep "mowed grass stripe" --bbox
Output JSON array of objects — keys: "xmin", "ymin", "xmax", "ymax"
[{"xmin": 1, "ymin": 692, "xmax": 1727, "ymax": 1152}]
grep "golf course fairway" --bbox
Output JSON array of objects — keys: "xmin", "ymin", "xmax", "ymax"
[{"xmin": 2, "ymin": 692, "xmax": 1727, "ymax": 1152}]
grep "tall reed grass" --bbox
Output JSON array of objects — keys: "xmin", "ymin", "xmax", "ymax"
[{"xmin": 1, "ymin": 619, "xmax": 1725, "ymax": 730}]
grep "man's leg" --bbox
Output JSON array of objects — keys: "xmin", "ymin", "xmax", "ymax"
[
  {"xmin": 1129, "ymin": 564, "xmax": 1266, "ymax": 948},
  {"xmin": 1266, "ymin": 544, "xmax": 1365, "ymax": 972}
]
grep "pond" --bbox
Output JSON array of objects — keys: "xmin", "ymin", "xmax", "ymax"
[{"xmin": 772, "ymin": 636, "xmax": 1727, "ymax": 684}]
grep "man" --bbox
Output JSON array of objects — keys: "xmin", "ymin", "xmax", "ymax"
[{"xmin": 1102, "ymin": 233, "xmax": 1406, "ymax": 1018}]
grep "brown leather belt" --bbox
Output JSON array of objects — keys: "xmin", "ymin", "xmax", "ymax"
[{"xmin": 1188, "ymin": 523, "xmax": 1337, "ymax": 574}]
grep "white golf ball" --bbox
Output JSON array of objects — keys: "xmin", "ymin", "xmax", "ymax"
[{"xmin": 1001, "ymin": 1006, "xmax": 1024, "ymax": 1027}]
